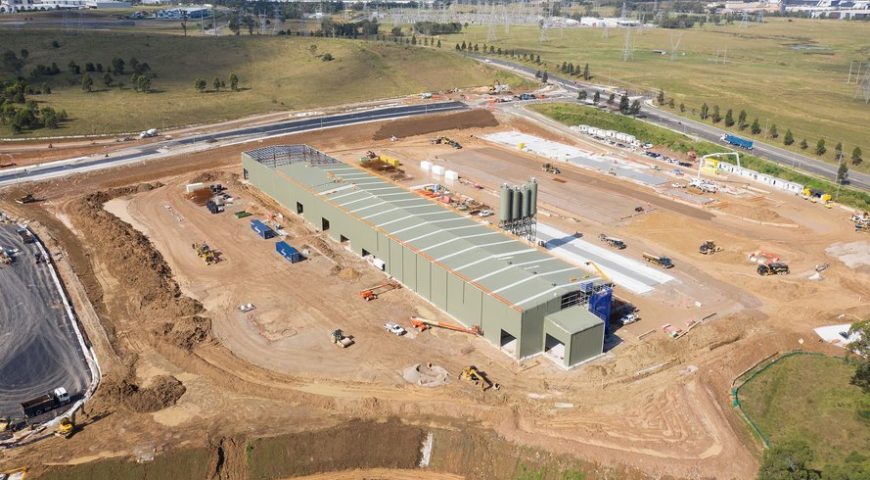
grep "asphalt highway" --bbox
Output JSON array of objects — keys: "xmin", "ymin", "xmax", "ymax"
[
  {"xmin": 471, "ymin": 55, "xmax": 870, "ymax": 192},
  {"xmin": 0, "ymin": 101, "xmax": 467, "ymax": 187}
]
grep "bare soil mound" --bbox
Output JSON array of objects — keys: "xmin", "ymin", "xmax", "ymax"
[
  {"xmin": 102, "ymin": 374, "xmax": 186, "ymax": 413},
  {"xmin": 373, "ymin": 110, "xmax": 498, "ymax": 140},
  {"xmin": 67, "ymin": 184, "xmax": 213, "ymax": 352}
]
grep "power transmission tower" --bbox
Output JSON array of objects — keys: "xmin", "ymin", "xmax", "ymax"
[
  {"xmin": 856, "ymin": 67, "xmax": 870, "ymax": 104},
  {"xmin": 622, "ymin": 27, "xmax": 634, "ymax": 61},
  {"xmin": 486, "ymin": 3, "xmax": 497, "ymax": 42},
  {"xmin": 739, "ymin": 12, "xmax": 748, "ymax": 28},
  {"xmin": 669, "ymin": 31, "xmax": 683, "ymax": 61}
]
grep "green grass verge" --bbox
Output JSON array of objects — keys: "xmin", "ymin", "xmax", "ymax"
[
  {"xmin": 738, "ymin": 354, "xmax": 870, "ymax": 468},
  {"xmin": 0, "ymin": 30, "xmax": 527, "ymax": 137},
  {"xmin": 530, "ymin": 102, "xmax": 870, "ymax": 211},
  {"xmin": 441, "ymin": 18, "xmax": 870, "ymax": 173},
  {"xmin": 36, "ymin": 447, "xmax": 211, "ymax": 480}
]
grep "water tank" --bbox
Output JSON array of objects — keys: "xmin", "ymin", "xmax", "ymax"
[
  {"xmin": 528, "ymin": 178, "xmax": 538, "ymax": 217},
  {"xmin": 499, "ymin": 184, "xmax": 512, "ymax": 223},
  {"xmin": 431, "ymin": 165, "xmax": 445, "ymax": 176},
  {"xmin": 444, "ymin": 170, "xmax": 458, "ymax": 182},
  {"xmin": 521, "ymin": 184, "xmax": 531, "ymax": 219},
  {"xmin": 511, "ymin": 186, "xmax": 522, "ymax": 221},
  {"xmin": 420, "ymin": 160, "xmax": 432, "ymax": 172}
]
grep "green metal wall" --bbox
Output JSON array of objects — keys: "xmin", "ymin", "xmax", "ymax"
[
  {"xmin": 569, "ymin": 323, "xmax": 604, "ymax": 366},
  {"xmin": 243, "ymin": 155, "xmax": 527, "ymax": 358}
]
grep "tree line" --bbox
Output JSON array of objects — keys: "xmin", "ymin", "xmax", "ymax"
[
  {"xmin": 657, "ymin": 91, "xmax": 862, "ymax": 184},
  {"xmin": 194, "ymin": 73, "xmax": 240, "ymax": 93},
  {"xmin": 0, "ymin": 79, "xmax": 67, "ymax": 133}
]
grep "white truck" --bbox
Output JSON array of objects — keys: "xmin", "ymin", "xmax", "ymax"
[{"xmin": 139, "ymin": 128, "xmax": 158, "ymax": 139}]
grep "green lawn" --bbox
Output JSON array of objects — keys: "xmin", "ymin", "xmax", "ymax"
[
  {"xmin": 0, "ymin": 30, "xmax": 524, "ymax": 136},
  {"xmin": 442, "ymin": 18, "xmax": 870, "ymax": 173},
  {"xmin": 739, "ymin": 354, "xmax": 870, "ymax": 467}
]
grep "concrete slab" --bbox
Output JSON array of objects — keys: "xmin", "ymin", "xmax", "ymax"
[
  {"xmin": 482, "ymin": 131, "xmax": 669, "ymax": 187},
  {"xmin": 0, "ymin": 224, "xmax": 90, "ymax": 418},
  {"xmin": 536, "ymin": 223, "xmax": 676, "ymax": 295}
]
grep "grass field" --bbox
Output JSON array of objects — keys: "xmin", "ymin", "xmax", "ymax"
[
  {"xmin": 0, "ymin": 30, "xmax": 523, "ymax": 137},
  {"xmin": 442, "ymin": 18, "xmax": 870, "ymax": 172},
  {"xmin": 739, "ymin": 354, "xmax": 870, "ymax": 467},
  {"xmin": 531, "ymin": 102, "xmax": 870, "ymax": 210}
]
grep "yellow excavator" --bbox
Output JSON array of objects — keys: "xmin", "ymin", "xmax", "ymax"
[
  {"xmin": 459, "ymin": 366, "xmax": 498, "ymax": 391},
  {"xmin": 192, "ymin": 242, "xmax": 219, "ymax": 265},
  {"xmin": 55, "ymin": 417, "xmax": 75, "ymax": 439}
]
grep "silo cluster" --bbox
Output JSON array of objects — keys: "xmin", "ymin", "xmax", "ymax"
[{"xmin": 499, "ymin": 178, "xmax": 538, "ymax": 225}]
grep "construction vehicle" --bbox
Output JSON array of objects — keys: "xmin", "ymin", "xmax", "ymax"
[
  {"xmin": 15, "ymin": 194, "xmax": 35, "ymax": 204},
  {"xmin": 541, "ymin": 163, "xmax": 561, "ymax": 174},
  {"xmin": 598, "ymin": 234, "xmax": 626, "ymax": 250},
  {"xmin": 801, "ymin": 188, "xmax": 832, "ymax": 205},
  {"xmin": 431, "ymin": 137, "xmax": 462, "ymax": 149},
  {"xmin": 21, "ymin": 388, "xmax": 69, "ymax": 418},
  {"xmin": 748, "ymin": 249, "xmax": 780, "ymax": 265},
  {"xmin": 139, "ymin": 128, "xmax": 158, "ymax": 139},
  {"xmin": 699, "ymin": 240, "xmax": 722, "ymax": 255},
  {"xmin": 757, "ymin": 262, "xmax": 790, "ymax": 276},
  {"xmin": 0, "ymin": 250, "xmax": 11, "ymax": 266},
  {"xmin": 688, "ymin": 178, "xmax": 718, "ymax": 194},
  {"xmin": 721, "ymin": 133, "xmax": 754, "ymax": 150},
  {"xmin": 410, "ymin": 317, "xmax": 482, "ymax": 336},
  {"xmin": 56, "ymin": 416, "xmax": 75, "ymax": 439},
  {"xmin": 329, "ymin": 329, "xmax": 354, "ymax": 348},
  {"xmin": 459, "ymin": 366, "xmax": 498, "ymax": 391},
  {"xmin": 192, "ymin": 242, "xmax": 219, "ymax": 265},
  {"xmin": 359, "ymin": 281, "xmax": 401, "ymax": 301},
  {"xmin": 642, "ymin": 252, "xmax": 674, "ymax": 269}
]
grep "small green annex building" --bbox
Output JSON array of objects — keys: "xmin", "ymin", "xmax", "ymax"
[{"xmin": 242, "ymin": 145, "xmax": 610, "ymax": 367}]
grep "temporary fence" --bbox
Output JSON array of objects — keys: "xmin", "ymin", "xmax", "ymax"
[{"xmin": 730, "ymin": 350, "xmax": 825, "ymax": 449}]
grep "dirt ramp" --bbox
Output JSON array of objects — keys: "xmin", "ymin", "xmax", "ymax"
[{"xmin": 373, "ymin": 110, "xmax": 498, "ymax": 140}]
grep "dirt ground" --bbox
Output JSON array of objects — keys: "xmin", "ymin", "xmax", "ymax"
[{"xmin": 1, "ymin": 109, "xmax": 867, "ymax": 480}]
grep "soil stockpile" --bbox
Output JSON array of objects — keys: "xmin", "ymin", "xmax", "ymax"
[
  {"xmin": 102, "ymin": 374, "xmax": 186, "ymax": 413},
  {"xmin": 373, "ymin": 110, "xmax": 498, "ymax": 140},
  {"xmin": 67, "ymin": 184, "xmax": 213, "ymax": 352}
]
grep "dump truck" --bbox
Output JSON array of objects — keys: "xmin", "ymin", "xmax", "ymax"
[
  {"xmin": 21, "ymin": 387, "xmax": 69, "ymax": 418},
  {"xmin": 330, "ymin": 329, "xmax": 354, "ymax": 348},
  {"xmin": 721, "ymin": 134, "xmax": 753, "ymax": 150},
  {"xmin": 643, "ymin": 252, "xmax": 674, "ymax": 269},
  {"xmin": 598, "ymin": 234, "xmax": 626, "ymax": 249},
  {"xmin": 699, "ymin": 241, "xmax": 722, "ymax": 255},
  {"xmin": 757, "ymin": 262, "xmax": 789, "ymax": 276}
]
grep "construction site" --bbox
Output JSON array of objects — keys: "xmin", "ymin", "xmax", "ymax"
[{"xmin": 0, "ymin": 97, "xmax": 868, "ymax": 480}]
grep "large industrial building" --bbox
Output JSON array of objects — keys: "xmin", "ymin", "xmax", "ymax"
[{"xmin": 242, "ymin": 145, "xmax": 613, "ymax": 368}]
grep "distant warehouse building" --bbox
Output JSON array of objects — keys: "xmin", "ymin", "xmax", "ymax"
[{"xmin": 242, "ymin": 145, "xmax": 614, "ymax": 368}]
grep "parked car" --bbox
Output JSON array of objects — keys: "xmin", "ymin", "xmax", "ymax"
[{"xmin": 384, "ymin": 322, "xmax": 406, "ymax": 336}]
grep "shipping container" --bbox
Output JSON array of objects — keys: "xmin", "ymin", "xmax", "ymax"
[
  {"xmin": 250, "ymin": 219, "xmax": 275, "ymax": 239},
  {"xmin": 275, "ymin": 241, "xmax": 303, "ymax": 263}
]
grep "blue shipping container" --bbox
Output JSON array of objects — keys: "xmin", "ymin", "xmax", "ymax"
[
  {"xmin": 275, "ymin": 241, "xmax": 303, "ymax": 263},
  {"xmin": 250, "ymin": 219, "xmax": 275, "ymax": 239},
  {"xmin": 589, "ymin": 287, "xmax": 614, "ymax": 335}
]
